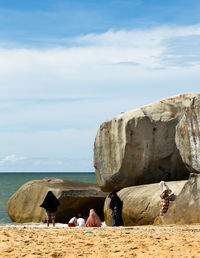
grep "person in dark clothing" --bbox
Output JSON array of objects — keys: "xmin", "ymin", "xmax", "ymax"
[
  {"xmin": 109, "ymin": 191, "xmax": 123, "ymax": 226},
  {"xmin": 40, "ymin": 191, "xmax": 60, "ymax": 227}
]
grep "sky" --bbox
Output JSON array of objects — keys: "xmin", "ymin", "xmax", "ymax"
[{"xmin": 0, "ymin": 0, "xmax": 200, "ymax": 172}]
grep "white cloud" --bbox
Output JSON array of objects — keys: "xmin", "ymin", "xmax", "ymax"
[
  {"xmin": 0, "ymin": 24, "xmax": 200, "ymax": 171},
  {"xmin": 75, "ymin": 25, "xmax": 200, "ymax": 46},
  {"xmin": 0, "ymin": 25, "xmax": 199, "ymax": 100},
  {"xmin": 0, "ymin": 154, "xmax": 27, "ymax": 165}
]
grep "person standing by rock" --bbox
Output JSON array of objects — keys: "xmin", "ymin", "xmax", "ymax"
[
  {"xmin": 159, "ymin": 181, "xmax": 172, "ymax": 216},
  {"xmin": 40, "ymin": 191, "xmax": 60, "ymax": 227},
  {"xmin": 109, "ymin": 191, "xmax": 123, "ymax": 226}
]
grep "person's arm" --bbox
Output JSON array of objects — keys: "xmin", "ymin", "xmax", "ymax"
[{"xmin": 74, "ymin": 217, "xmax": 77, "ymax": 226}]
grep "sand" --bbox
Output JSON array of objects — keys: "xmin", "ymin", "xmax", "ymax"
[{"xmin": 0, "ymin": 224, "xmax": 200, "ymax": 257}]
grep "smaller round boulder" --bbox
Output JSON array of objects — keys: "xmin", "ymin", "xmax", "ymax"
[
  {"xmin": 104, "ymin": 180, "xmax": 186, "ymax": 226},
  {"xmin": 7, "ymin": 177, "xmax": 107, "ymax": 223}
]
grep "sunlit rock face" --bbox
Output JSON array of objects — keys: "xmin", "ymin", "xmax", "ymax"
[
  {"xmin": 94, "ymin": 93, "xmax": 200, "ymax": 192},
  {"xmin": 104, "ymin": 180, "xmax": 186, "ymax": 226},
  {"xmin": 7, "ymin": 178, "xmax": 107, "ymax": 223},
  {"xmin": 159, "ymin": 173, "xmax": 200, "ymax": 225},
  {"xmin": 175, "ymin": 95, "xmax": 200, "ymax": 173}
]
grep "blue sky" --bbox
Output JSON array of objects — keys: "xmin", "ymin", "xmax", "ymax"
[
  {"xmin": 0, "ymin": 0, "xmax": 200, "ymax": 172},
  {"xmin": 1, "ymin": 0, "xmax": 200, "ymax": 47}
]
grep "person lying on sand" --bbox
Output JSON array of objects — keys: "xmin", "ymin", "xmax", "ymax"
[{"xmin": 159, "ymin": 181, "xmax": 172, "ymax": 216}]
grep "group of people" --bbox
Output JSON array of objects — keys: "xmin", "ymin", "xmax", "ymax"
[
  {"xmin": 68, "ymin": 209, "xmax": 102, "ymax": 227},
  {"xmin": 67, "ymin": 191, "xmax": 124, "ymax": 227},
  {"xmin": 40, "ymin": 190, "xmax": 124, "ymax": 227},
  {"xmin": 40, "ymin": 181, "xmax": 172, "ymax": 227}
]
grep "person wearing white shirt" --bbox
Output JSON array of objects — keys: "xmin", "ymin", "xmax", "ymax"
[
  {"xmin": 76, "ymin": 218, "xmax": 86, "ymax": 227},
  {"xmin": 68, "ymin": 216, "xmax": 86, "ymax": 227}
]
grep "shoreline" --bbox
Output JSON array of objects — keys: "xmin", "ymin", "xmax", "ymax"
[
  {"xmin": 1, "ymin": 222, "xmax": 200, "ymax": 230},
  {"xmin": 0, "ymin": 224, "xmax": 200, "ymax": 257}
]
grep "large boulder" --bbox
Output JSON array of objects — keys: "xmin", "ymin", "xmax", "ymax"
[
  {"xmin": 94, "ymin": 93, "xmax": 200, "ymax": 191},
  {"xmin": 7, "ymin": 177, "xmax": 107, "ymax": 223},
  {"xmin": 175, "ymin": 95, "xmax": 200, "ymax": 173},
  {"xmin": 104, "ymin": 180, "xmax": 186, "ymax": 226},
  {"xmin": 158, "ymin": 173, "xmax": 200, "ymax": 224}
]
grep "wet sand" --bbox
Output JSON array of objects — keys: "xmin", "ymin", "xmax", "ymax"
[{"xmin": 0, "ymin": 224, "xmax": 200, "ymax": 257}]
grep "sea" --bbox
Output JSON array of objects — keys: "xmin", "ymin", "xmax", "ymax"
[{"xmin": 0, "ymin": 172, "xmax": 96, "ymax": 224}]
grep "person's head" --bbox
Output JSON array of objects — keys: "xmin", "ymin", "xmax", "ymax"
[
  {"xmin": 89, "ymin": 209, "xmax": 95, "ymax": 216},
  {"xmin": 159, "ymin": 181, "xmax": 172, "ymax": 194},
  {"xmin": 76, "ymin": 213, "xmax": 82, "ymax": 219},
  {"xmin": 47, "ymin": 191, "xmax": 54, "ymax": 198},
  {"xmin": 109, "ymin": 191, "xmax": 117, "ymax": 198}
]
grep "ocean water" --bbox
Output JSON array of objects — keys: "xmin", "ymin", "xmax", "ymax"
[{"xmin": 0, "ymin": 172, "xmax": 96, "ymax": 224}]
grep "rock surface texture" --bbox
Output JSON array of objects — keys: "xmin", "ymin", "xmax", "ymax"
[
  {"xmin": 175, "ymin": 95, "xmax": 200, "ymax": 173},
  {"xmin": 7, "ymin": 178, "xmax": 107, "ymax": 223},
  {"xmin": 94, "ymin": 93, "xmax": 200, "ymax": 191},
  {"xmin": 160, "ymin": 174, "xmax": 200, "ymax": 224},
  {"xmin": 104, "ymin": 180, "xmax": 186, "ymax": 226}
]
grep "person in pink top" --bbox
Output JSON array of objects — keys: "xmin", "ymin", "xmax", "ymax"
[{"xmin": 86, "ymin": 209, "xmax": 101, "ymax": 227}]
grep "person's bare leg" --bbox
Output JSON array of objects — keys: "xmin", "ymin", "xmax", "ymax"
[
  {"xmin": 52, "ymin": 220, "xmax": 55, "ymax": 227},
  {"xmin": 47, "ymin": 220, "xmax": 50, "ymax": 227}
]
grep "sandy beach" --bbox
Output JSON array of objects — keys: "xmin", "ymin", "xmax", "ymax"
[{"xmin": 0, "ymin": 224, "xmax": 200, "ymax": 257}]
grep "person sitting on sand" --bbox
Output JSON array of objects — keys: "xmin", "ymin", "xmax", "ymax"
[
  {"xmin": 86, "ymin": 209, "xmax": 101, "ymax": 227},
  {"xmin": 109, "ymin": 191, "xmax": 123, "ymax": 226},
  {"xmin": 159, "ymin": 181, "xmax": 172, "ymax": 216},
  {"xmin": 40, "ymin": 191, "xmax": 60, "ymax": 227},
  {"xmin": 76, "ymin": 217, "xmax": 86, "ymax": 227},
  {"xmin": 68, "ymin": 216, "xmax": 86, "ymax": 227}
]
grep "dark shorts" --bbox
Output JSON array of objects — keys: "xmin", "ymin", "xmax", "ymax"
[{"xmin": 46, "ymin": 211, "xmax": 56, "ymax": 221}]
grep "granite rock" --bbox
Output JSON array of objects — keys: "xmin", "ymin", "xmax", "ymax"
[
  {"xmin": 175, "ymin": 95, "xmax": 200, "ymax": 173},
  {"xmin": 158, "ymin": 173, "xmax": 200, "ymax": 224},
  {"xmin": 94, "ymin": 93, "xmax": 200, "ymax": 191},
  {"xmin": 104, "ymin": 180, "xmax": 186, "ymax": 226},
  {"xmin": 7, "ymin": 177, "xmax": 107, "ymax": 223}
]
